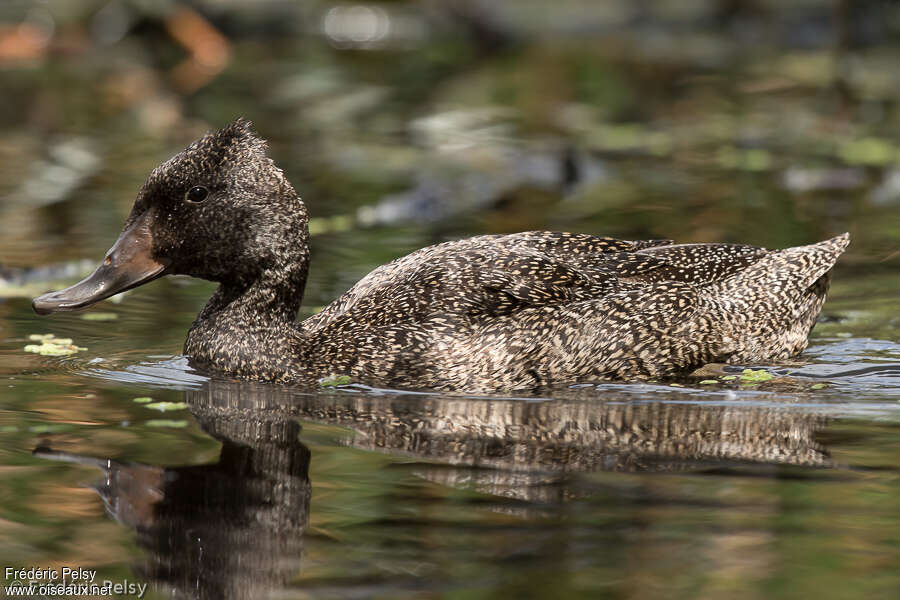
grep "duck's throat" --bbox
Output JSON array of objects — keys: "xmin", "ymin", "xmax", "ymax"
[{"xmin": 184, "ymin": 266, "xmax": 308, "ymax": 381}]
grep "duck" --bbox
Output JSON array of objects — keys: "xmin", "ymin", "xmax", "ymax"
[{"xmin": 33, "ymin": 119, "xmax": 850, "ymax": 392}]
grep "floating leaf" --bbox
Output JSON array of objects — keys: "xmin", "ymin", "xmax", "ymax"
[
  {"xmin": 81, "ymin": 312, "xmax": 118, "ymax": 321},
  {"xmin": 132, "ymin": 397, "xmax": 153, "ymax": 403},
  {"xmin": 811, "ymin": 383, "xmax": 828, "ymax": 390},
  {"xmin": 144, "ymin": 401, "xmax": 189, "ymax": 412},
  {"xmin": 23, "ymin": 333, "xmax": 85, "ymax": 356},
  {"xmin": 145, "ymin": 419, "xmax": 189, "ymax": 428},
  {"xmin": 319, "ymin": 374, "xmax": 352, "ymax": 387},
  {"xmin": 720, "ymin": 375, "xmax": 738, "ymax": 381},
  {"xmin": 699, "ymin": 380, "xmax": 718, "ymax": 385},
  {"xmin": 740, "ymin": 369, "xmax": 774, "ymax": 383},
  {"xmin": 24, "ymin": 343, "xmax": 79, "ymax": 356}
]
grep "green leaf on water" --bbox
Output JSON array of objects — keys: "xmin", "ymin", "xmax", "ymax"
[
  {"xmin": 811, "ymin": 383, "xmax": 828, "ymax": 390},
  {"xmin": 720, "ymin": 375, "xmax": 738, "ymax": 381},
  {"xmin": 740, "ymin": 369, "xmax": 774, "ymax": 383},
  {"xmin": 23, "ymin": 333, "xmax": 86, "ymax": 356},
  {"xmin": 319, "ymin": 374, "xmax": 352, "ymax": 387},
  {"xmin": 144, "ymin": 419, "xmax": 189, "ymax": 428},
  {"xmin": 81, "ymin": 312, "xmax": 118, "ymax": 321},
  {"xmin": 133, "ymin": 397, "xmax": 153, "ymax": 403},
  {"xmin": 144, "ymin": 402, "xmax": 189, "ymax": 412},
  {"xmin": 699, "ymin": 380, "xmax": 718, "ymax": 385}
]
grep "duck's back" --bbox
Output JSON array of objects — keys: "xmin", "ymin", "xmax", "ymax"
[{"xmin": 300, "ymin": 231, "xmax": 848, "ymax": 390}]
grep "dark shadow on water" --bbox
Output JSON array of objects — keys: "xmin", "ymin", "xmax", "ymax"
[{"xmin": 32, "ymin": 377, "xmax": 841, "ymax": 599}]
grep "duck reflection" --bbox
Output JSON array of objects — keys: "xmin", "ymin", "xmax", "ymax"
[
  {"xmin": 271, "ymin": 383, "xmax": 832, "ymax": 501},
  {"xmin": 34, "ymin": 380, "xmax": 831, "ymax": 599},
  {"xmin": 36, "ymin": 383, "xmax": 311, "ymax": 600}
]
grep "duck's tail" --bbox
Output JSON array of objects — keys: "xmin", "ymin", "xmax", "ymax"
[
  {"xmin": 712, "ymin": 233, "xmax": 849, "ymax": 362},
  {"xmin": 714, "ymin": 233, "xmax": 849, "ymax": 296},
  {"xmin": 779, "ymin": 232, "xmax": 850, "ymax": 290}
]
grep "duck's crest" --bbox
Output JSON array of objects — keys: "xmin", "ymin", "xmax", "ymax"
[
  {"xmin": 208, "ymin": 117, "xmax": 267, "ymax": 156},
  {"xmin": 154, "ymin": 118, "xmax": 270, "ymax": 185}
]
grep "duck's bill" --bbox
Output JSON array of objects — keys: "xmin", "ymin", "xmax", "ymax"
[{"xmin": 32, "ymin": 212, "xmax": 169, "ymax": 315}]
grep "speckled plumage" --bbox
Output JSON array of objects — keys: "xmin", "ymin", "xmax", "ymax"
[{"xmin": 86, "ymin": 121, "xmax": 854, "ymax": 392}]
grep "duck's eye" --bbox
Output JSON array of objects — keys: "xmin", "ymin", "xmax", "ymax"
[{"xmin": 185, "ymin": 186, "xmax": 209, "ymax": 204}]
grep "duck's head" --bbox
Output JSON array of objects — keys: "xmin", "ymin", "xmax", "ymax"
[{"xmin": 33, "ymin": 119, "xmax": 309, "ymax": 315}]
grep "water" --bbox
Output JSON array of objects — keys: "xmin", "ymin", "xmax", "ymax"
[
  {"xmin": 1, "ymin": 240, "xmax": 898, "ymax": 599},
  {"xmin": 2, "ymin": 1, "xmax": 900, "ymax": 598}
]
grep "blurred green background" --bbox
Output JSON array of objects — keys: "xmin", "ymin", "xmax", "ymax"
[{"xmin": 1, "ymin": 0, "xmax": 900, "ymax": 272}]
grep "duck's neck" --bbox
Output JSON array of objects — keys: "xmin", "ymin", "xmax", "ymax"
[
  {"xmin": 205, "ymin": 266, "xmax": 307, "ymax": 324},
  {"xmin": 185, "ymin": 257, "xmax": 309, "ymax": 380}
]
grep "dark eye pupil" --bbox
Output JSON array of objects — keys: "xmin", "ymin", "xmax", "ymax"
[{"xmin": 187, "ymin": 186, "xmax": 208, "ymax": 203}]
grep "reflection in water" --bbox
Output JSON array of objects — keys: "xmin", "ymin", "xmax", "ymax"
[
  {"xmin": 37, "ymin": 383, "xmax": 312, "ymax": 600},
  {"xmin": 35, "ymin": 379, "xmax": 833, "ymax": 599},
  {"xmin": 284, "ymin": 384, "xmax": 831, "ymax": 502},
  {"xmin": 295, "ymin": 389, "xmax": 831, "ymax": 469}
]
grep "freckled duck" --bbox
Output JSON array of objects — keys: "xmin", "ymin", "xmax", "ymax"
[{"xmin": 33, "ymin": 120, "xmax": 849, "ymax": 392}]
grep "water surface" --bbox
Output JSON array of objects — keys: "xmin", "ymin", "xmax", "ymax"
[
  {"xmin": 2, "ymin": 1, "xmax": 900, "ymax": 598},
  {"xmin": 1, "ymin": 248, "xmax": 898, "ymax": 599}
]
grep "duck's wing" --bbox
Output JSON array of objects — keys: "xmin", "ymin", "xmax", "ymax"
[
  {"xmin": 301, "ymin": 231, "xmax": 674, "ymax": 332},
  {"xmin": 628, "ymin": 237, "xmax": 847, "ymax": 293},
  {"xmin": 630, "ymin": 243, "xmax": 771, "ymax": 283}
]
